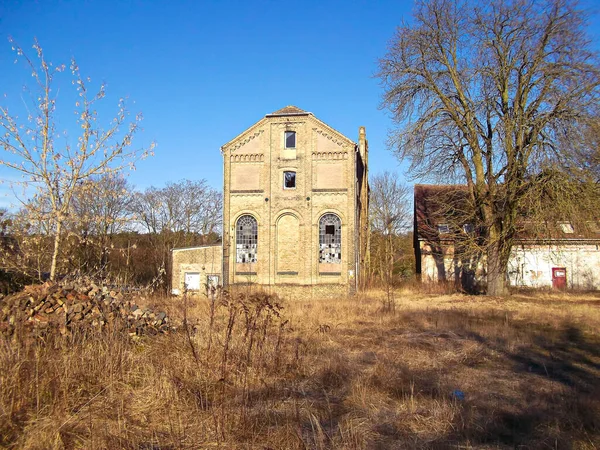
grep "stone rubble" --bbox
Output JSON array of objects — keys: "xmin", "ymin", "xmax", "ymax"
[{"xmin": 0, "ymin": 281, "xmax": 172, "ymax": 337}]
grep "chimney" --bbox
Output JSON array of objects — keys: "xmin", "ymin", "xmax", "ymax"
[{"xmin": 358, "ymin": 126, "xmax": 367, "ymax": 161}]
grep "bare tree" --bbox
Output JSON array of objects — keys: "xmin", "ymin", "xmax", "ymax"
[
  {"xmin": 73, "ymin": 174, "xmax": 134, "ymax": 235},
  {"xmin": 70, "ymin": 174, "xmax": 134, "ymax": 272},
  {"xmin": 0, "ymin": 208, "xmax": 8, "ymax": 234},
  {"xmin": 378, "ymin": 0, "xmax": 600, "ymax": 295},
  {"xmin": 0, "ymin": 39, "xmax": 154, "ymax": 280},
  {"xmin": 369, "ymin": 172, "xmax": 411, "ymax": 309},
  {"xmin": 577, "ymin": 115, "xmax": 600, "ymax": 181},
  {"xmin": 0, "ymin": 208, "xmax": 11, "ymax": 269},
  {"xmin": 130, "ymin": 179, "xmax": 222, "ymax": 289},
  {"xmin": 133, "ymin": 179, "xmax": 222, "ymax": 240},
  {"xmin": 164, "ymin": 179, "xmax": 223, "ymax": 238},
  {"xmin": 370, "ymin": 172, "xmax": 411, "ymax": 236},
  {"xmin": 0, "ymin": 201, "xmax": 55, "ymax": 280}
]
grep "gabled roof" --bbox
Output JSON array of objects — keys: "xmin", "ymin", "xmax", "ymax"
[
  {"xmin": 414, "ymin": 184, "xmax": 470, "ymax": 241},
  {"xmin": 221, "ymin": 105, "xmax": 355, "ymax": 152},
  {"xmin": 414, "ymin": 184, "xmax": 600, "ymax": 242},
  {"xmin": 266, "ymin": 105, "xmax": 312, "ymax": 117}
]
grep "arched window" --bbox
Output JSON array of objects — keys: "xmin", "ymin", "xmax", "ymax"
[
  {"xmin": 319, "ymin": 213, "xmax": 341, "ymax": 263},
  {"xmin": 236, "ymin": 215, "xmax": 258, "ymax": 263}
]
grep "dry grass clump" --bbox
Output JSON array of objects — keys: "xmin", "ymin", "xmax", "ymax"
[{"xmin": 1, "ymin": 286, "xmax": 600, "ymax": 448}]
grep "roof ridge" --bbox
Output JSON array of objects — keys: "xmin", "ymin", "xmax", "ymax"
[{"xmin": 267, "ymin": 105, "xmax": 311, "ymax": 116}]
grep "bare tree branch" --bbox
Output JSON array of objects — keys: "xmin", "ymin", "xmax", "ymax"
[
  {"xmin": 0, "ymin": 39, "xmax": 155, "ymax": 280},
  {"xmin": 378, "ymin": 0, "xmax": 600, "ymax": 295}
]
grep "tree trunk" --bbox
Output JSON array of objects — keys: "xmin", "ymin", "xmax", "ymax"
[
  {"xmin": 50, "ymin": 219, "xmax": 62, "ymax": 281},
  {"xmin": 487, "ymin": 241, "xmax": 508, "ymax": 296},
  {"xmin": 387, "ymin": 233, "xmax": 395, "ymax": 311}
]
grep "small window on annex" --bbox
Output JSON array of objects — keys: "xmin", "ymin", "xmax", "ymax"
[
  {"xmin": 437, "ymin": 224, "xmax": 450, "ymax": 234},
  {"xmin": 285, "ymin": 131, "xmax": 296, "ymax": 148},
  {"xmin": 319, "ymin": 213, "xmax": 341, "ymax": 263},
  {"xmin": 236, "ymin": 215, "xmax": 258, "ymax": 264},
  {"xmin": 559, "ymin": 222, "xmax": 574, "ymax": 234},
  {"xmin": 284, "ymin": 171, "xmax": 296, "ymax": 189},
  {"xmin": 184, "ymin": 272, "xmax": 200, "ymax": 291},
  {"xmin": 463, "ymin": 223, "xmax": 474, "ymax": 234}
]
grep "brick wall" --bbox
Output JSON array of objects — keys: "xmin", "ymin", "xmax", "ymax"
[
  {"xmin": 229, "ymin": 282, "xmax": 349, "ymax": 301},
  {"xmin": 171, "ymin": 245, "xmax": 223, "ymax": 295},
  {"xmin": 222, "ymin": 109, "xmax": 365, "ymax": 293}
]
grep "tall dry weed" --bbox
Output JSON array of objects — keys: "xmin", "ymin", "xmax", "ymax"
[{"xmin": 1, "ymin": 288, "xmax": 599, "ymax": 448}]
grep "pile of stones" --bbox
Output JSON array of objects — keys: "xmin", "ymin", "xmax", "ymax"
[{"xmin": 0, "ymin": 281, "xmax": 172, "ymax": 337}]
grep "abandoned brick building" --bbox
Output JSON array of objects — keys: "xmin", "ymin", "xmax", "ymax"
[
  {"xmin": 414, "ymin": 184, "xmax": 600, "ymax": 290},
  {"xmin": 172, "ymin": 106, "xmax": 369, "ymax": 298}
]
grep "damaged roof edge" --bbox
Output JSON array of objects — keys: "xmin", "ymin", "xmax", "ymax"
[
  {"xmin": 266, "ymin": 105, "xmax": 312, "ymax": 117},
  {"xmin": 265, "ymin": 111, "xmax": 312, "ymax": 117},
  {"xmin": 172, "ymin": 244, "xmax": 222, "ymax": 252}
]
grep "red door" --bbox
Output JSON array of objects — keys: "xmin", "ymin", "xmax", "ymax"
[{"xmin": 552, "ymin": 268, "xmax": 567, "ymax": 289}]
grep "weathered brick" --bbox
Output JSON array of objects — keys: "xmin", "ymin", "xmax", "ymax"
[{"xmin": 172, "ymin": 106, "xmax": 370, "ymax": 299}]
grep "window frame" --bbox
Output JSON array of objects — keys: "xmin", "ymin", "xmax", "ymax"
[
  {"xmin": 284, "ymin": 131, "xmax": 296, "ymax": 149},
  {"xmin": 319, "ymin": 213, "xmax": 342, "ymax": 264},
  {"xmin": 236, "ymin": 214, "xmax": 258, "ymax": 264},
  {"xmin": 283, "ymin": 171, "xmax": 297, "ymax": 190},
  {"xmin": 558, "ymin": 222, "xmax": 574, "ymax": 234},
  {"xmin": 183, "ymin": 272, "xmax": 201, "ymax": 291},
  {"xmin": 437, "ymin": 223, "xmax": 450, "ymax": 234}
]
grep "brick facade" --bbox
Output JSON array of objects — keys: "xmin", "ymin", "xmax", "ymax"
[
  {"xmin": 171, "ymin": 106, "xmax": 369, "ymax": 299},
  {"xmin": 222, "ymin": 106, "xmax": 369, "ymax": 297}
]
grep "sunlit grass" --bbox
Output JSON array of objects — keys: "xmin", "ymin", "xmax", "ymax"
[{"xmin": 1, "ymin": 287, "xmax": 599, "ymax": 448}]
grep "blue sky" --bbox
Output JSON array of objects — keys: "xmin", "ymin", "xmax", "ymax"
[
  {"xmin": 1, "ymin": 1, "xmax": 599, "ymax": 210},
  {"xmin": 0, "ymin": 0, "xmax": 415, "ymax": 209}
]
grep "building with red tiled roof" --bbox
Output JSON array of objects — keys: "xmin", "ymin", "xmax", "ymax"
[{"xmin": 414, "ymin": 184, "xmax": 600, "ymax": 291}]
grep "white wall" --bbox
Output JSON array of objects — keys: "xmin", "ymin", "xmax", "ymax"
[
  {"xmin": 419, "ymin": 240, "xmax": 600, "ymax": 290},
  {"xmin": 508, "ymin": 244, "xmax": 600, "ymax": 289}
]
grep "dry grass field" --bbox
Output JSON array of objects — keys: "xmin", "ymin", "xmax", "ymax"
[{"xmin": 1, "ymin": 287, "xmax": 599, "ymax": 449}]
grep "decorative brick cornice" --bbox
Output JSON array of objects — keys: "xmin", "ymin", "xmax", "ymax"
[
  {"xmin": 231, "ymin": 153, "xmax": 264, "ymax": 162},
  {"xmin": 230, "ymin": 129, "xmax": 264, "ymax": 152},
  {"xmin": 312, "ymin": 151, "xmax": 348, "ymax": 160},
  {"xmin": 313, "ymin": 128, "xmax": 349, "ymax": 148},
  {"xmin": 271, "ymin": 121, "xmax": 306, "ymax": 127},
  {"xmin": 312, "ymin": 188, "xmax": 348, "ymax": 194},
  {"xmin": 230, "ymin": 190, "xmax": 264, "ymax": 195}
]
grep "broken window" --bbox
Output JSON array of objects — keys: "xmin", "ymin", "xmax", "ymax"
[
  {"xmin": 284, "ymin": 171, "xmax": 296, "ymax": 189},
  {"xmin": 285, "ymin": 131, "xmax": 296, "ymax": 148},
  {"xmin": 236, "ymin": 215, "xmax": 258, "ymax": 263},
  {"xmin": 437, "ymin": 223, "xmax": 450, "ymax": 234},
  {"xmin": 319, "ymin": 213, "xmax": 341, "ymax": 263},
  {"xmin": 559, "ymin": 222, "xmax": 574, "ymax": 234},
  {"xmin": 463, "ymin": 223, "xmax": 474, "ymax": 234}
]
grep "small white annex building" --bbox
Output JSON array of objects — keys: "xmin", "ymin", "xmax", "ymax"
[{"xmin": 171, "ymin": 244, "xmax": 222, "ymax": 295}]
